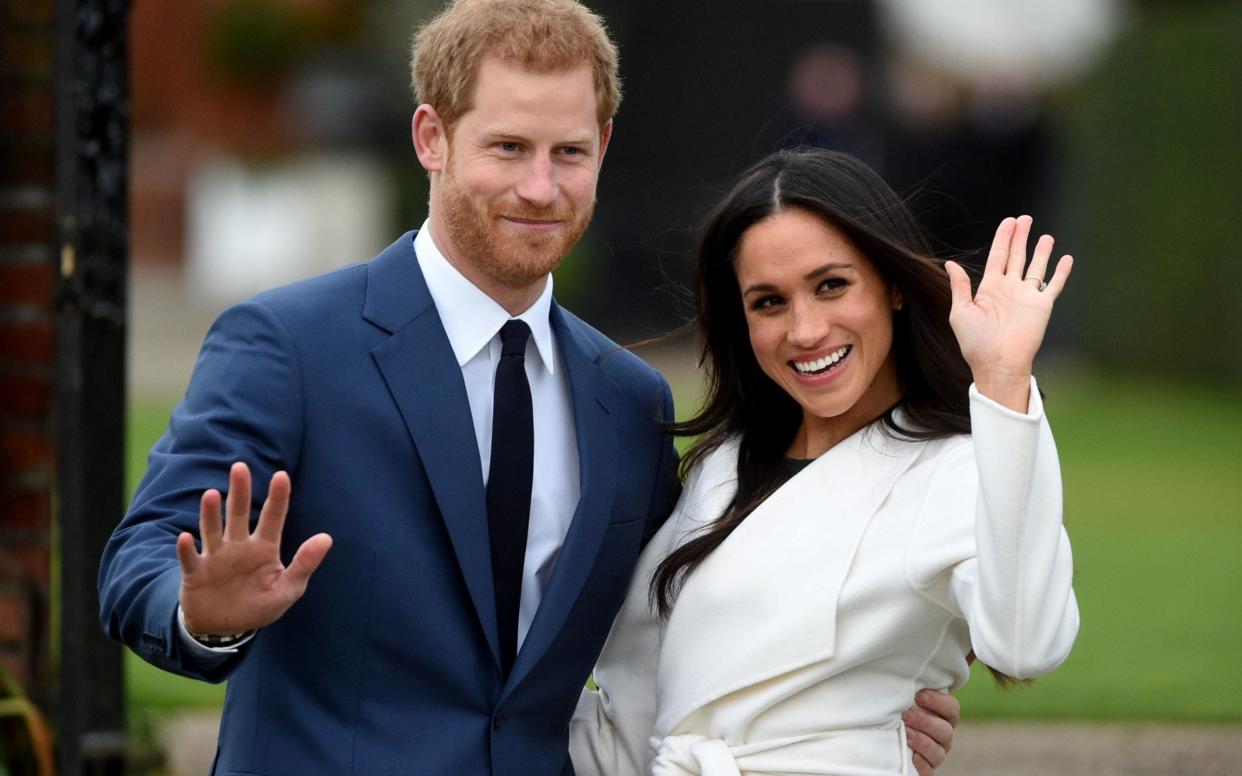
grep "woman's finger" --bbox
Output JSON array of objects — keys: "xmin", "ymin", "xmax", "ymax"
[
  {"xmin": 1024, "ymin": 234, "xmax": 1055, "ymax": 285},
  {"xmin": 1045, "ymin": 254, "xmax": 1074, "ymax": 299},
  {"xmin": 944, "ymin": 261, "xmax": 973, "ymax": 312},
  {"xmin": 983, "ymin": 217, "xmax": 1016, "ymax": 279},
  {"xmin": 1005, "ymin": 215, "xmax": 1033, "ymax": 276}
]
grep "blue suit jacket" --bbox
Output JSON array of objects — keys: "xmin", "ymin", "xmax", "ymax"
[{"xmin": 99, "ymin": 232, "xmax": 680, "ymax": 775}]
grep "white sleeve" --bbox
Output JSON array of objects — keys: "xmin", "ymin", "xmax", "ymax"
[
  {"xmin": 913, "ymin": 377, "xmax": 1079, "ymax": 679},
  {"xmin": 176, "ymin": 604, "xmax": 256, "ymax": 662},
  {"xmin": 570, "ymin": 461, "xmax": 713, "ymax": 776}
]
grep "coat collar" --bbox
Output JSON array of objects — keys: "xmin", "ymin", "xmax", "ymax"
[{"xmin": 656, "ymin": 424, "xmax": 926, "ymax": 735}]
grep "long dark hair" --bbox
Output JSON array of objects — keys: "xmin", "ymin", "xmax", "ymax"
[{"xmin": 652, "ymin": 148, "xmax": 1023, "ymax": 681}]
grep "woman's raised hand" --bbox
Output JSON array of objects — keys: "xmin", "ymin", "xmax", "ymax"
[{"xmin": 944, "ymin": 215, "xmax": 1072, "ymax": 412}]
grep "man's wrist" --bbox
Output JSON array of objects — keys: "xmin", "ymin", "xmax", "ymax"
[{"xmin": 177, "ymin": 605, "xmax": 254, "ymax": 646}]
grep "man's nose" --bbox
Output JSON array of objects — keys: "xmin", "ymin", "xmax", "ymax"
[{"xmin": 514, "ymin": 155, "xmax": 557, "ymax": 209}]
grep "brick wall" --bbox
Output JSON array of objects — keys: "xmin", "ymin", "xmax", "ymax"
[{"xmin": 0, "ymin": 0, "xmax": 56, "ymax": 706}]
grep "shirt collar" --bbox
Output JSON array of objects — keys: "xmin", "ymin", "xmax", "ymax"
[{"xmin": 414, "ymin": 221, "xmax": 557, "ymax": 374}]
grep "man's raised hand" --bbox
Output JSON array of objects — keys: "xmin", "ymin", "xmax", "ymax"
[{"xmin": 176, "ymin": 462, "xmax": 332, "ymax": 636}]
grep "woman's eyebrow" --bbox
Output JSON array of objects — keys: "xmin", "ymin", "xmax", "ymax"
[{"xmin": 804, "ymin": 262, "xmax": 853, "ymax": 281}]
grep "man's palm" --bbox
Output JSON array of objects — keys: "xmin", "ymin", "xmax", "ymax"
[{"xmin": 177, "ymin": 462, "xmax": 332, "ymax": 636}]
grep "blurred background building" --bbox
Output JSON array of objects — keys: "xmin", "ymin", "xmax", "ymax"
[{"xmin": 125, "ymin": 0, "xmax": 1242, "ymax": 381}]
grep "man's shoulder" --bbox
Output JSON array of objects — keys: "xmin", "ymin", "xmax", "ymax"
[
  {"xmin": 247, "ymin": 262, "xmax": 369, "ymax": 318},
  {"xmin": 242, "ymin": 232, "xmax": 416, "ymax": 321}
]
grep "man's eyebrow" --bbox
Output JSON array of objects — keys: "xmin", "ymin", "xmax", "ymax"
[{"xmin": 478, "ymin": 129, "xmax": 595, "ymax": 145}]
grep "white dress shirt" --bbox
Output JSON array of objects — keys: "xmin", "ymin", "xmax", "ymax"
[
  {"xmin": 178, "ymin": 222, "xmax": 580, "ymax": 660},
  {"xmin": 414, "ymin": 222, "xmax": 581, "ymax": 650}
]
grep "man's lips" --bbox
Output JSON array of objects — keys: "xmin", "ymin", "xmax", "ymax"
[{"xmin": 501, "ymin": 216, "xmax": 565, "ymax": 230}]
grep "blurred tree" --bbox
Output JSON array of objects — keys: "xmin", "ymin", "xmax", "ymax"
[{"xmin": 1063, "ymin": 1, "xmax": 1242, "ymax": 381}]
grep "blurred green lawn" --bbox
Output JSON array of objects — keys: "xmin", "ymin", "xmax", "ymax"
[{"xmin": 125, "ymin": 370, "xmax": 1242, "ymax": 721}]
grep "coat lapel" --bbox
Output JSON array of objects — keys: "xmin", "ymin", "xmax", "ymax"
[
  {"xmin": 656, "ymin": 425, "xmax": 926, "ymax": 735},
  {"xmin": 363, "ymin": 232, "xmax": 500, "ymax": 666},
  {"xmin": 506, "ymin": 303, "xmax": 618, "ymax": 691}
]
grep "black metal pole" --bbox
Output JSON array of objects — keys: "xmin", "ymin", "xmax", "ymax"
[{"xmin": 54, "ymin": 0, "xmax": 130, "ymax": 772}]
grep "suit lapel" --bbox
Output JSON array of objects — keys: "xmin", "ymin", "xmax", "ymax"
[
  {"xmin": 506, "ymin": 303, "xmax": 618, "ymax": 690},
  {"xmin": 364, "ymin": 232, "xmax": 500, "ymax": 666}
]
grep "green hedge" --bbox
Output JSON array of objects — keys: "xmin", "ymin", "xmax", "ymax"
[{"xmin": 1063, "ymin": 3, "xmax": 1242, "ymax": 381}]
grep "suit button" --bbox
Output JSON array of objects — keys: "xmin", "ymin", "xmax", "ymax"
[{"xmin": 492, "ymin": 711, "xmax": 506, "ymax": 730}]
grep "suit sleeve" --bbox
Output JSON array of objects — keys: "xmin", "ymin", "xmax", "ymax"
[
  {"xmin": 570, "ymin": 455, "xmax": 703, "ymax": 776},
  {"xmin": 909, "ymin": 377, "xmax": 1079, "ymax": 679},
  {"xmin": 642, "ymin": 379, "xmax": 681, "ymax": 545},
  {"xmin": 97, "ymin": 300, "xmax": 304, "ymax": 682}
]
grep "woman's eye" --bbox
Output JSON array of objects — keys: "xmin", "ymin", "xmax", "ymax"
[
  {"xmin": 751, "ymin": 295, "xmax": 784, "ymax": 311},
  {"xmin": 818, "ymin": 278, "xmax": 847, "ymax": 293}
]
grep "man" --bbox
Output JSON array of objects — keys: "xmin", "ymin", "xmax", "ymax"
[{"xmin": 99, "ymin": 1, "xmax": 958, "ymax": 773}]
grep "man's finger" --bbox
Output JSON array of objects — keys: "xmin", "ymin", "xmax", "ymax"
[
  {"xmin": 912, "ymin": 752, "xmax": 933, "ymax": 776},
  {"xmin": 255, "ymin": 471, "xmax": 292, "ymax": 544},
  {"xmin": 284, "ymin": 533, "xmax": 334, "ymax": 592},
  {"xmin": 906, "ymin": 727, "xmax": 946, "ymax": 769},
  {"xmin": 903, "ymin": 705, "xmax": 954, "ymax": 755},
  {"xmin": 199, "ymin": 489, "xmax": 223, "ymax": 553},
  {"xmin": 917, "ymin": 688, "xmax": 962, "ymax": 729},
  {"xmin": 176, "ymin": 532, "xmax": 201, "ymax": 575},
  {"xmin": 224, "ymin": 461, "xmax": 253, "ymax": 541}
]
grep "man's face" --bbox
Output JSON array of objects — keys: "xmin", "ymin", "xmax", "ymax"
[{"xmin": 431, "ymin": 57, "xmax": 609, "ymax": 296}]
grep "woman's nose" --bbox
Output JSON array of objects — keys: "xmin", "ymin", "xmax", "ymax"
[{"xmin": 787, "ymin": 302, "xmax": 830, "ymax": 348}]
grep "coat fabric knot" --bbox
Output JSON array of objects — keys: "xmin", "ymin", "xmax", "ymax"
[{"xmin": 650, "ymin": 725, "xmax": 912, "ymax": 776}]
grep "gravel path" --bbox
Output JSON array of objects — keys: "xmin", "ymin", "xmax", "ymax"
[{"xmin": 157, "ymin": 710, "xmax": 1242, "ymax": 775}]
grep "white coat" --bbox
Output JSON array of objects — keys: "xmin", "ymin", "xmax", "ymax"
[{"xmin": 571, "ymin": 380, "xmax": 1079, "ymax": 776}]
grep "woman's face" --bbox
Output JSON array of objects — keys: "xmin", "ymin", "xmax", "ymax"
[{"xmin": 734, "ymin": 207, "xmax": 902, "ymax": 450}]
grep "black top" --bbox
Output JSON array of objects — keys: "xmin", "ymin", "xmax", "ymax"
[{"xmin": 782, "ymin": 457, "xmax": 815, "ymax": 482}]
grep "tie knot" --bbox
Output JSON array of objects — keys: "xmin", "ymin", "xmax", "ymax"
[{"xmin": 499, "ymin": 319, "xmax": 531, "ymax": 358}]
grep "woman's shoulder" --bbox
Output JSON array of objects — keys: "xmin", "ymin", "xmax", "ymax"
[
  {"xmin": 681, "ymin": 436, "xmax": 742, "ymax": 499},
  {"xmin": 659, "ymin": 437, "xmax": 740, "ymax": 544}
]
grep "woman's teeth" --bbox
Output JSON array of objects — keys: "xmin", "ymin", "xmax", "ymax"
[{"xmin": 792, "ymin": 346, "xmax": 850, "ymax": 376}]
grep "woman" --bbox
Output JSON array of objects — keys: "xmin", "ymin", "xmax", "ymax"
[{"xmin": 570, "ymin": 149, "xmax": 1079, "ymax": 776}]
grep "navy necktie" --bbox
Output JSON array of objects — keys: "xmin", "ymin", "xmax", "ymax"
[{"xmin": 487, "ymin": 319, "xmax": 534, "ymax": 678}]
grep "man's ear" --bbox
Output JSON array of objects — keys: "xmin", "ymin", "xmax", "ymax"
[
  {"xmin": 597, "ymin": 118, "xmax": 613, "ymax": 167},
  {"xmin": 413, "ymin": 104, "xmax": 447, "ymax": 173}
]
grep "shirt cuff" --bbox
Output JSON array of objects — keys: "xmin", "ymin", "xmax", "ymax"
[
  {"xmin": 968, "ymin": 375, "xmax": 1043, "ymax": 420},
  {"xmin": 176, "ymin": 604, "xmax": 256, "ymax": 658}
]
